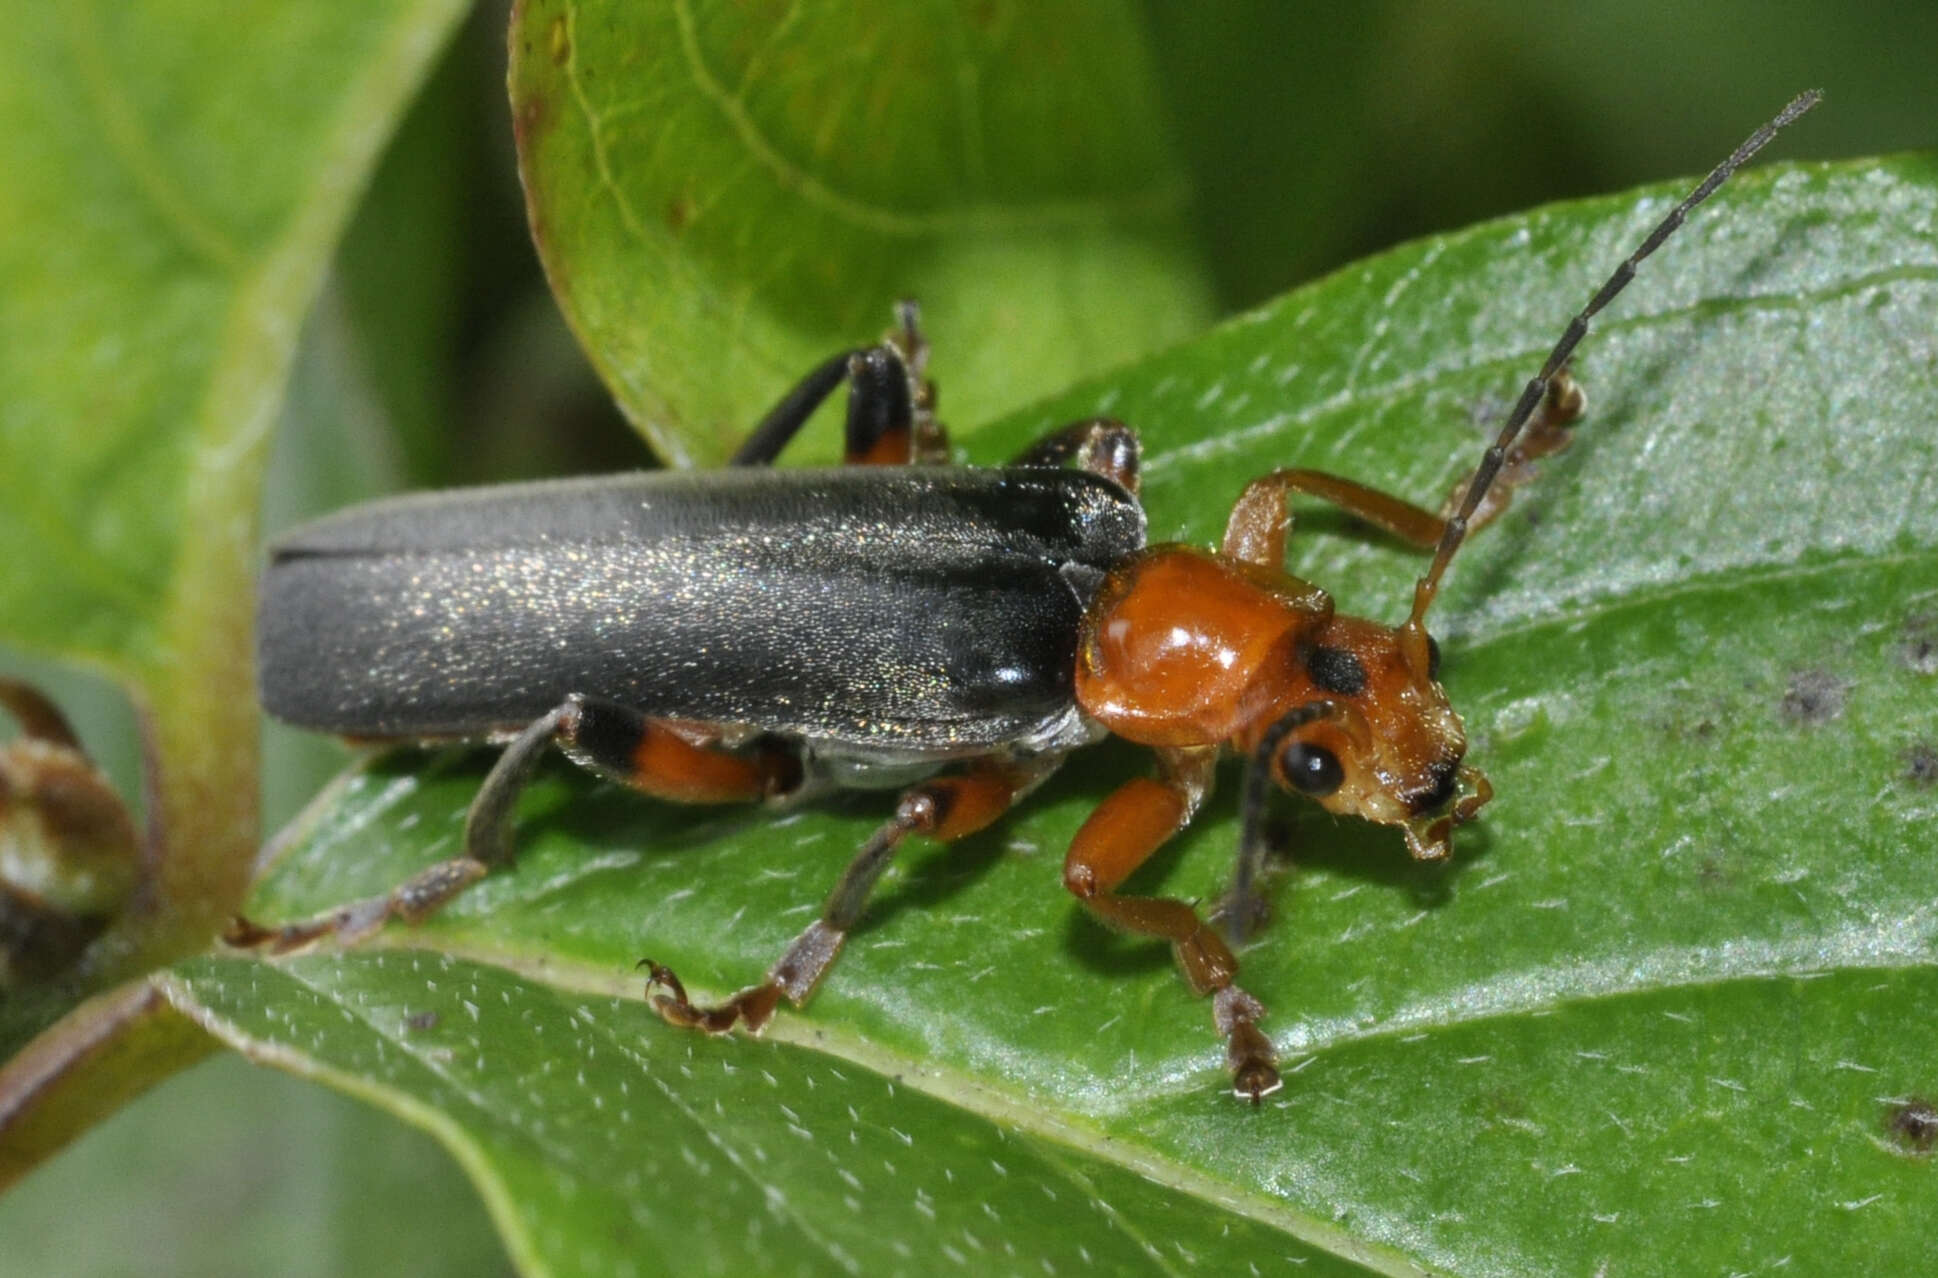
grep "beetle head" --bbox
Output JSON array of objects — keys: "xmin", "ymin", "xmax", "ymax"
[{"xmin": 1251, "ymin": 614, "xmax": 1490, "ymax": 860}]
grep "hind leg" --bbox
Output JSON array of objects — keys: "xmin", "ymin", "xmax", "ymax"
[
  {"xmin": 227, "ymin": 698, "xmax": 799, "ymax": 952},
  {"xmin": 730, "ymin": 301, "xmax": 946, "ymax": 467}
]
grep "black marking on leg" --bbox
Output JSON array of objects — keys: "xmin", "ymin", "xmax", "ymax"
[
  {"xmin": 558, "ymin": 694, "xmax": 645, "ymax": 774},
  {"xmin": 843, "ymin": 346, "xmax": 915, "ymax": 459},
  {"xmin": 729, "ymin": 349, "xmax": 861, "ymax": 466}
]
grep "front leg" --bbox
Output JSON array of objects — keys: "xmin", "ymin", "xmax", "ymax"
[
  {"xmin": 1062, "ymin": 746, "xmax": 1280, "ymax": 1102},
  {"xmin": 1221, "ymin": 370, "xmax": 1585, "ymax": 568}
]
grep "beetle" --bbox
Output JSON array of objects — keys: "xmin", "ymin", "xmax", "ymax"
[{"xmin": 236, "ymin": 93, "xmax": 1819, "ymax": 1101}]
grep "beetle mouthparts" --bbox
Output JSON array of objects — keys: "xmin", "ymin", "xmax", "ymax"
[
  {"xmin": 1401, "ymin": 812, "xmax": 1455, "ymax": 862},
  {"xmin": 1400, "ymin": 763, "xmax": 1492, "ymax": 861}
]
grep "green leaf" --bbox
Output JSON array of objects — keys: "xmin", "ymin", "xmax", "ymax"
[
  {"xmin": 211, "ymin": 154, "xmax": 1938, "ymax": 1273},
  {"xmin": 0, "ymin": 0, "xmax": 470, "ymax": 1197},
  {"xmin": 0, "ymin": 0, "xmax": 470, "ymax": 972},
  {"xmin": 0, "ymin": 1049, "xmax": 506, "ymax": 1277},
  {"xmin": 508, "ymin": 0, "xmax": 1213, "ymax": 465},
  {"xmin": 165, "ymin": 953, "xmax": 1372, "ymax": 1275}
]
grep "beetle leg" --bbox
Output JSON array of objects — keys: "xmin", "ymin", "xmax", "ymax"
[
  {"xmin": 226, "ymin": 697, "xmax": 801, "ymax": 953},
  {"xmin": 727, "ymin": 349, "xmax": 859, "ymax": 466},
  {"xmin": 1224, "ymin": 469, "xmax": 1443, "ymax": 567},
  {"xmin": 728, "ymin": 302, "xmax": 946, "ymax": 467},
  {"xmin": 644, "ymin": 754, "xmax": 1057, "ymax": 1035},
  {"xmin": 1008, "ymin": 418, "xmax": 1141, "ymax": 495},
  {"xmin": 845, "ymin": 299, "xmax": 950, "ymax": 464},
  {"xmin": 887, "ymin": 298, "xmax": 950, "ymax": 463},
  {"xmin": 1220, "ymin": 371, "xmax": 1584, "ymax": 568},
  {"xmin": 730, "ymin": 342, "xmax": 923, "ymax": 466},
  {"xmin": 1442, "ymin": 367, "xmax": 1583, "ymax": 532},
  {"xmin": 839, "ymin": 345, "xmax": 922, "ymax": 466},
  {"xmin": 1062, "ymin": 746, "xmax": 1281, "ymax": 1102}
]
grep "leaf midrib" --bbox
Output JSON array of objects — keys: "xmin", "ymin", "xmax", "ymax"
[{"xmin": 166, "ymin": 953, "xmax": 1431, "ymax": 1278}]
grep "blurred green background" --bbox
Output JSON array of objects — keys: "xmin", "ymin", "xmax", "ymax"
[{"xmin": 3, "ymin": 0, "xmax": 1932, "ymax": 1272}]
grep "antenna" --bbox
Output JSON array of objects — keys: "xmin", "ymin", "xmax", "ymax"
[{"xmin": 1400, "ymin": 90, "xmax": 1823, "ymax": 656}]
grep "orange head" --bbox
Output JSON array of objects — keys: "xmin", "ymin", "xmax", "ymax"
[{"xmin": 1236, "ymin": 613, "xmax": 1491, "ymax": 862}]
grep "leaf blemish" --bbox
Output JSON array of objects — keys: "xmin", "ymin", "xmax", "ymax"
[
  {"xmin": 1778, "ymin": 669, "xmax": 1849, "ymax": 727},
  {"xmin": 1899, "ymin": 613, "xmax": 1938, "ymax": 676},
  {"xmin": 1902, "ymin": 742, "xmax": 1938, "ymax": 789},
  {"xmin": 1886, "ymin": 1097, "xmax": 1937, "ymax": 1155}
]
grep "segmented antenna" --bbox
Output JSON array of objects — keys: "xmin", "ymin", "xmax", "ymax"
[{"xmin": 1401, "ymin": 89, "xmax": 1823, "ymax": 653}]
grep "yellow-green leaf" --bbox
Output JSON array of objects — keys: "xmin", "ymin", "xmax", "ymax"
[{"xmin": 509, "ymin": 0, "xmax": 1213, "ymax": 465}]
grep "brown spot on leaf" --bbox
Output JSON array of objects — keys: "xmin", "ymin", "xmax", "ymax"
[
  {"xmin": 1887, "ymin": 1098, "xmax": 1938, "ymax": 1155},
  {"xmin": 1779, "ymin": 669, "xmax": 1848, "ymax": 727},
  {"xmin": 968, "ymin": 0, "xmax": 1002, "ymax": 30},
  {"xmin": 1904, "ymin": 742, "xmax": 1938, "ymax": 789},
  {"xmin": 515, "ymin": 94, "xmax": 547, "ymax": 147},
  {"xmin": 1901, "ymin": 613, "xmax": 1938, "ymax": 676},
  {"xmin": 666, "ymin": 195, "xmax": 695, "ymax": 235}
]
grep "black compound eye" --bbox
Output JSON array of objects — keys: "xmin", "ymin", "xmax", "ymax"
[
  {"xmin": 1427, "ymin": 634, "xmax": 1443, "ymax": 681},
  {"xmin": 1280, "ymin": 741, "xmax": 1344, "ymax": 796}
]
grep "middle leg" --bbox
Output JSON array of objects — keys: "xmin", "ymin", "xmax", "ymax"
[
  {"xmin": 1008, "ymin": 417, "xmax": 1141, "ymax": 494},
  {"xmin": 645, "ymin": 753, "xmax": 1060, "ymax": 1034}
]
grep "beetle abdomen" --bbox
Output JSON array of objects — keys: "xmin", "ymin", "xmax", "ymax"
[{"xmin": 257, "ymin": 467, "xmax": 1144, "ymax": 752}]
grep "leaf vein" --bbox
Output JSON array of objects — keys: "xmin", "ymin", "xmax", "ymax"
[
  {"xmin": 63, "ymin": 0, "xmax": 246, "ymax": 273},
  {"xmin": 667, "ymin": 0, "xmax": 1186, "ymax": 237}
]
